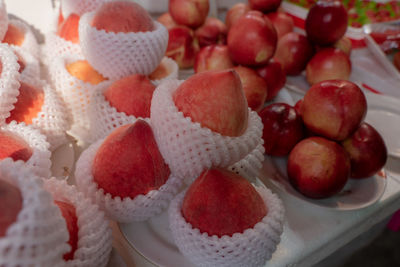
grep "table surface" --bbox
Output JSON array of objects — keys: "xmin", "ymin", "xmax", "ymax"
[{"xmin": 5, "ymin": 1, "xmax": 400, "ymax": 267}]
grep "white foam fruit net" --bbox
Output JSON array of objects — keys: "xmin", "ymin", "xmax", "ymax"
[
  {"xmin": 41, "ymin": 32, "xmax": 82, "ymax": 67},
  {"xmin": 75, "ymin": 138, "xmax": 182, "ymax": 223},
  {"xmin": 0, "ymin": 43, "xmax": 20, "ymax": 125},
  {"xmin": 0, "ymin": 0, "xmax": 8, "ymax": 42},
  {"xmin": 11, "ymin": 45, "xmax": 40, "ymax": 79},
  {"xmin": 79, "ymin": 11, "xmax": 168, "ymax": 79},
  {"xmin": 150, "ymin": 79, "xmax": 264, "ymax": 183},
  {"xmin": 169, "ymin": 186, "xmax": 285, "ymax": 267},
  {"xmin": 7, "ymin": 19, "xmax": 40, "ymax": 59},
  {"xmin": 87, "ymin": 82, "xmax": 150, "ymax": 143},
  {"xmin": 15, "ymin": 75, "xmax": 69, "ymax": 151},
  {"xmin": 43, "ymin": 178, "xmax": 113, "ymax": 267},
  {"xmin": 61, "ymin": 0, "xmax": 113, "ymax": 18},
  {"xmin": 0, "ymin": 159, "xmax": 69, "ymax": 267},
  {"xmin": 48, "ymin": 54, "xmax": 109, "ymax": 145},
  {"xmin": 150, "ymin": 57, "xmax": 179, "ymax": 86},
  {"xmin": 2, "ymin": 121, "xmax": 52, "ymax": 179}
]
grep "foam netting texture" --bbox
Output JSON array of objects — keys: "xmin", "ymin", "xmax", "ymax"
[
  {"xmin": 79, "ymin": 11, "xmax": 168, "ymax": 80},
  {"xmin": 15, "ymin": 75, "xmax": 69, "ymax": 151},
  {"xmin": 41, "ymin": 32, "xmax": 82, "ymax": 67},
  {"xmin": 48, "ymin": 54, "xmax": 111, "ymax": 145},
  {"xmin": 43, "ymin": 178, "xmax": 113, "ymax": 267},
  {"xmin": 0, "ymin": 159, "xmax": 69, "ymax": 267},
  {"xmin": 60, "ymin": 0, "xmax": 113, "ymax": 18},
  {"xmin": 150, "ymin": 57, "xmax": 179, "ymax": 86},
  {"xmin": 75, "ymin": 138, "xmax": 182, "ymax": 223},
  {"xmin": 169, "ymin": 186, "xmax": 285, "ymax": 267},
  {"xmin": 0, "ymin": 43, "xmax": 20, "ymax": 125},
  {"xmin": 0, "ymin": 0, "xmax": 8, "ymax": 41},
  {"xmin": 2, "ymin": 121, "xmax": 52, "ymax": 178},
  {"xmin": 150, "ymin": 79, "xmax": 264, "ymax": 183},
  {"xmin": 11, "ymin": 45, "xmax": 40, "ymax": 79},
  {"xmin": 87, "ymin": 82, "xmax": 150, "ymax": 143},
  {"xmin": 8, "ymin": 19, "xmax": 40, "ymax": 59}
]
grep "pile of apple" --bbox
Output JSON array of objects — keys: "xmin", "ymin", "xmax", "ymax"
[{"xmin": 260, "ymin": 79, "xmax": 388, "ymax": 199}]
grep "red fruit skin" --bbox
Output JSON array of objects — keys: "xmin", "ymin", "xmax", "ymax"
[
  {"xmin": 256, "ymin": 58, "xmax": 286, "ymax": 101},
  {"xmin": 57, "ymin": 13, "xmax": 80, "ymax": 43},
  {"xmin": 274, "ymin": 32, "xmax": 314, "ymax": 75},
  {"xmin": 305, "ymin": 0, "xmax": 348, "ymax": 46},
  {"xmin": 294, "ymin": 99, "xmax": 303, "ymax": 115},
  {"xmin": 103, "ymin": 74, "xmax": 155, "ymax": 118},
  {"xmin": 287, "ymin": 136, "xmax": 350, "ymax": 199},
  {"xmin": 266, "ymin": 11, "xmax": 294, "ymax": 39},
  {"xmin": 54, "ymin": 200, "xmax": 79, "ymax": 261},
  {"xmin": 0, "ymin": 132, "xmax": 32, "ymax": 162},
  {"xmin": 194, "ymin": 17, "xmax": 227, "ymax": 47},
  {"xmin": 228, "ymin": 11, "xmax": 277, "ymax": 67},
  {"xmin": 173, "ymin": 69, "xmax": 248, "ymax": 137},
  {"xmin": 181, "ymin": 168, "xmax": 267, "ymax": 237},
  {"xmin": 341, "ymin": 122, "xmax": 387, "ymax": 179},
  {"xmin": 0, "ymin": 179, "xmax": 23, "ymax": 237},
  {"xmin": 194, "ymin": 45, "xmax": 234, "ymax": 73},
  {"xmin": 169, "ymin": 0, "xmax": 209, "ymax": 29},
  {"xmin": 259, "ymin": 103, "xmax": 304, "ymax": 156},
  {"xmin": 92, "ymin": 120, "xmax": 171, "ymax": 199},
  {"xmin": 233, "ymin": 65, "xmax": 268, "ymax": 112},
  {"xmin": 166, "ymin": 26, "xmax": 199, "ymax": 69},
  {"xmin": 394, "ymin": 51, "xmax": 400, "ymax": 71},
  {"xmin": 249, "ymin": 0, "xmax": 282, "ymax": 13},
  {"xmin": 157, "ymin": 12, "xmax": 178, "ymax": 30},
  {"xmin": 225, "ymin": 3, "xmax": 251, "ymax": 30},
  {"xmin": 306, "ymin": 48, "xmax": 352, "ymax": 85}
]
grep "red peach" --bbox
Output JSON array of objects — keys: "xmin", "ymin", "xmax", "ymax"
[
  {"xmin": 0, "ymin": 179, "xmax": 23, "ymax": 237},
  {"xmin": 333, "ymin": 36, "xmax": 352, "ymax": 56},
  {"xmin": 57, "ymin": 13, "xmax": 80, "ymax": 43},
  {"xmin": 194, "ymin": 17, "xmax": 227, "ymax": 47},
  {"xmin": 194, "ymin": 44, "xmax": 234, "ymax": 73},
  {"xmin": 169, "ymin": 0, "xmax": 209, "ymax": 29},
  {"xmin": 66, "ymin": 60, "xmax": 107, "ymax": 85},
  {"xmin": 2, "ymin": 24, "xmax": 25, "ymax": 46},
  {"xmin": 148, "ymin": 60, "xmax": 171, "ymax": 80},
  {"xmin": 103, "ymin": 74, "xmax": 155, "ymax": 118},
  {"xmin": 256, "ymin": 58, "xmax": 286, "ymax": 101},
  {"xmin": 157, "ymin": 12, "xmax": 178, "ymax": 29},
  {"xmin": 225, "ymin": 2, "xmax": 250, "ymax": 30},
  {"xmin": 182, "ymin": 168, "xmax": 267, "ymax": 237},
  {"xmin": 166, "ymin": 26, "xmax": 199, "ymax": 69},
  {"xmin": 173, "ymin": 69, "xmax": 248, "ymax": 137},
  {"xmin": 92, "ymin": 120, "xmax": 171, "ymax": 199},
  {"xmin": 265, "ymin": 11, "xmax": 294, "ymax": 39},
  {"xmin": 0, "ymin": 131, "xmax": 32, "ymax": 162}
]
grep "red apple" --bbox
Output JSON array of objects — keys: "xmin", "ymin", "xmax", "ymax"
[
  {"xmin": 302, "ymin": 80, "xmax": 367, "ymax": 141},
  {"xmin": 306, "ymin": 48, "xmax": 352, "ymax": 85},
  {"xmin": 256, "ymin": 58, "xmax": 286, "ymax": 101},
  {"xmin": 194, "ymin": 17, "xmax": 227, "ymax": 47},
  {"xmin": 6, "ymin": 82, "xmax": 45, "ymax": 125},
  {"xmin": 233, "ymin": 65, "xmax": 267, "ymax": 112},
  {"xmin": 305, "ymin": 0, "xmax": 348, "ymax": 46},
  {"xmin": 394, "ymin": 51, "xmax": 400, "ymax": 71},
  {"xmin": 0, "ymin": 179, "xmax": 23, "ymax": 237},
  {"xmin": 287, "ymin": 136, "xmax": 350, "ymax": 199},
  {"xmin": 0, "ymin": 131, "xmax": 32, "ymax": 162},
  {"xmin": 266, "ymin": 11, "xmax": 295, "ymax": 39},
  {"xmin": 333, "ymin": 36, "xmax": 352, "ymax": 56},
  {"xmin": 166, "ymin": 26, "xmax": 199, "ymax": 69},
  {"xmin": 225, "ymin": 2, "xmax": 250, "ymax": 30},
  {"xmin": 169, "ymin": 0, "xmax": 209, "ymax": 29},
  {"xmin": 157, "ymin": 12, "xmax": 178, "ymax": 29},
  {"xmin": 54, "ymin": 200, "xmax": 79, "ymax": 261},
  {"xmin": 341, "ymin": 122, "xmax": 387, "ymax": 179},
  {"xmin": 274, "ymin": 32, "xmax": 314, "ymax": 75},
  {"xmin": 228, "ymin": 11, "xmax": 277, "ymax": 67},
  {"xmin": 259, "ymin": 103, "xmax": 304, "ymax": 156},
  {"xmin": 173, "ymin": 69, "xmax": 248, "ymax": 137},
  {"xmin": 182, "ymin": 168, "xmax": 267, "ymax": 237},
  {"xmin": 57, "ymin": 13, "xmax": 80, "ymax": 43},
  {"xmin": 92, "ymin": 120, "xmax": 171, "ymax": 199},
  {"xmin": 194, "ymin": 44, "xmax": 234, "ymax": 73},
  {"xmin": 91, "ymin": 1, "xmax": 154, "ymax": 33},
  {"xmin": 249, "ymin": 0, "xmax": 282, "ymax": 13},
  {"xmin": 103, "ymin": 74, "xmax": 156, "ymax": 118}
]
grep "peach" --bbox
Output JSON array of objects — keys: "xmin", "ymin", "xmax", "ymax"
[
  {"xmin": 256, "ymin": 58, "xmax": 286, "ymax": 101},
  {"xmin": 103, "ymin": 74, "xmax": 155, "ymax": 118},
  {"xmin": 148, "ymin": 61, "xmax": 171, "ymax": 81},
  {"xmin": 91, "ymin": 1, "xmax": 154, "ymax": 33},
  {"xmin": 194, "ymin": 44, "xmax": 234, "ymax": 73},
  {"xmin": 157, "ymin": 12, "xmax": 178, "ymax": 29},
  {"xmin": 54, "ymin": 200, "xmax": 79, "ymax": 261},
  {"xmin": 249, "ymin": 0, "xmax": 282, "ymax": 13},
  {"xmin": 6, "ymin": 82, "xmax": 44, "ymax": 125},
  {"xmin": 302, "ymin": 80, "xmax": 367, "ymax": 141},
  {"xmin": 182, "ymin": 168, "xmax": 267, "ymax": 237},
  {"xmin": 0, "ymin": 179, "xmax": 23, "ymax": 237},
  {"xmin": 173, "ymin": 70, "xmax": 248, "ymax": 137},
  {"xmin": 233, "ymin": 65, "xmax": 267, "ymax": 112},
  {"xmin": 66, "ymin": 60, "xmax": 107, "ymax": 85},
  {"xmin": 92, "ymin": 120, "xmax": 171, "ymax": 199},
  {"xmin": 166, "ymin": 26, "xmax": 199, "ymax": 69},
  {"xmin": 0, "ymin": 131, "xmax": 32, "ymax": 162},
  {"xmin": 333, "ymin": 36, "xmax": 352, "ymax": 56},
  {"xmin": 2, "ymin": 24, "xmax": 25, "ymax": 46},
  {"xmin": 57, "ymin": 13, "xmax": 80, "ymax": 43},
  {"xmin": 225, "ymin": 3, "xmax": 250, "ymax": 30},
  {"xmin": 266, "ymin": 11, "xmax": 294, "ymax": 39},
  {"xmin": 194, "ymin": 17, "xmax": 227, "ymax": 47},
  {"xmin": 306, "ymin": 48, "xmax": 352, "ymax": 85},
  {"xmin": 169, "ymin": 0, "xmax": 209, "ymax": 29}
]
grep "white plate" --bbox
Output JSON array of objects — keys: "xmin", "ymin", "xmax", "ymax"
[{"xmin": 260, "ymin": 155, "xmax": 387, "ymax": 210}]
